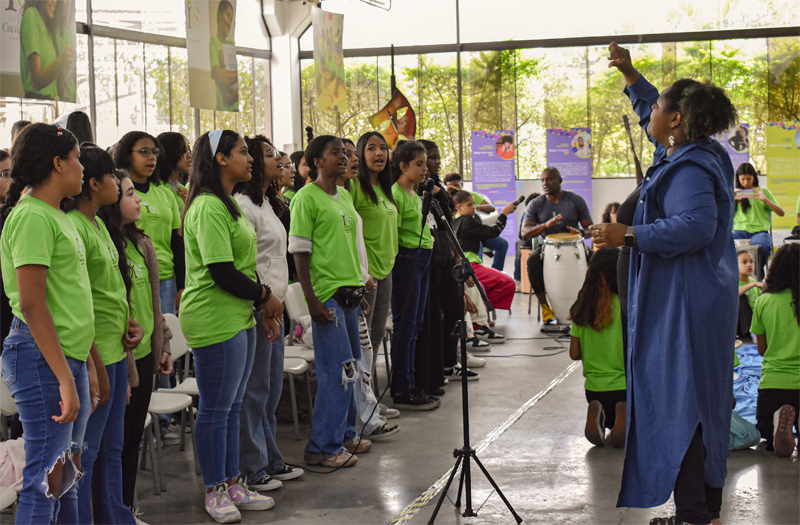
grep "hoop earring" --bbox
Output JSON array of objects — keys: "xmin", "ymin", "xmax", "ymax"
[{"xmin": 668, "ymin": 133, "xmax": 675, "ymax": 147}]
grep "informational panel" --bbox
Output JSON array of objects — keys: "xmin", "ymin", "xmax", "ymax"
[
  {"xmin": 714, "ymin": 123, "xmax": 750, "ymax": 172},
  {"xmin": 471, "ymin": 130, "xmax": 518, "ymax": 245},
  {"xmin": 0, "ymin": 0, "xmax": 77, "ymax": 102},
  {"xmin": 766, "ymin": 122, "xmax": 800, "ymax": 230},
  {"xmin": 185, "ymin": 0, "xmax": 239, "ymax": 112},
  {"xmin": 312, "ymin": 7, "xmax": 346, "ymax": 112},
  {"xmin": 545, "ymin": 128, "xmax": 593, "ymax": 217}
]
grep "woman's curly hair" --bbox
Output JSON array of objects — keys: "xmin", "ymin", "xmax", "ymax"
[
  {"xmin": 763, "ymin": 242, "xmax": 799, "ymax": 326},
  {"xmin": 663, "ymin": 79, "xmax": 738, "ymax": 141}
]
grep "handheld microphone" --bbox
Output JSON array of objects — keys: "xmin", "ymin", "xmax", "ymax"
[
  {"xmin": 420, "ymin": 179, "xmax": 435, "ymax": 225},
  {"xmin": 514, "ymin": 195, "xmax": 526, "ymax": 206}
]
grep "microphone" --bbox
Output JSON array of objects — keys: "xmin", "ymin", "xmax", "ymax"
[
  {"xmin": 514, "ymin": 195, "xmax": 526, "ymax": 206},
  {"xmin": 420, "ymin": 179, "xmax": 435, "ymax": 225}
]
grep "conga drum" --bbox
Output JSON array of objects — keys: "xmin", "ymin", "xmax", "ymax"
[{"xmin": 541, "ymin": 233, "xmax": 588, "ymax": 324}]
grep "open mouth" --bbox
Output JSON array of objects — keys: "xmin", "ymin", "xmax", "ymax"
[{"xmin": 145, "ymin": 165, "xmax": 155, "ymax": 171}]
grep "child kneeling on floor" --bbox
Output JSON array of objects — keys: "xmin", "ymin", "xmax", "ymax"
[
  {"xmin": 751, "ymin": 242, "xmax": 799, "ymax": 458},
  {"xmin": 568, "ymin": 247, "xmax": 626, "ymax": 448}
]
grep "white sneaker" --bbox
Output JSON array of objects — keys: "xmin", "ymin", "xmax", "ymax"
[
  {"xmin": 515, "ymin": 280, "xmax": 521, "ymax": 292},
  {"xmin": 205, "ymin": 483, "xmax": 241, "ymax": 523},
  {"xmin": 379, "ymin": 403, "xmax": 400, "ymax": 419},
  {"xmin": 227, "ymin": 479, "xmax": 275, "ymax": 511},
  {"xmin": 466, "ymin": 353, "xmax": 486, "ymax": 368}
]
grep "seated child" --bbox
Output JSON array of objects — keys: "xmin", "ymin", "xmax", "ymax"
[
  {"xmin": 568, "ymin": 247, "xmax": 626, "ymax": 448},
  {"xmin": 751, "ymin": 243, "xmax": 800, "ymax": 457},
  {"xmin": 737, "ymin": 249, "xmax": 763, "ymax": 341},
  {"xmin": 452, "ymin": 190, "xmax": 518, "ymax": 311}
]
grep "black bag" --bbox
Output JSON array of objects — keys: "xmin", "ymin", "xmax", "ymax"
[{"xmin": 333, "ymin": 286, "xmax": 366, "ymax": 309}]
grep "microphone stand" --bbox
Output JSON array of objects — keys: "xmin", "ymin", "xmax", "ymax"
[{"xmin": 427, "ymin": 198, "xmax": 522, "ymax": 524}]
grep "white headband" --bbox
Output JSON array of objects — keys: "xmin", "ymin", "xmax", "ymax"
[{"xmin": 209, "ymin": 130, "xmax": 224, "ymax": 159}]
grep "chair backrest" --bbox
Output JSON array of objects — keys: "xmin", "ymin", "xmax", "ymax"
[
  {"xmin": 163, "ymin": 313, "xmax": 190, "ymax": 361},
  {"xmin": 284, "ymin": 282, "xmax": 309, "ymax": 323},
  {"xmin": 0, "ymin": 357, "xmax": 18, "ymax": 417}
]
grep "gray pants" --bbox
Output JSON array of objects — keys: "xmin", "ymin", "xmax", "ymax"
[{"xmin": 364, "ymin": 273, "xmax": 392, "ymax": 383}]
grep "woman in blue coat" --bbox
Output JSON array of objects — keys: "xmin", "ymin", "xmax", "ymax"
[{"xmin": 592, "ymin": 42, "xmax": 738, "ymax": 525}]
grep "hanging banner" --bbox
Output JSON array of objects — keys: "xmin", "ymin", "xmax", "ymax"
[
  {"xmin": 312, "ymin": 7, "xmax": 346, "ymax": 112},
  {"xmin": 545, "ymin": 128, "xmax": 593, "ymax": 216},
  {"xmin": 470, "ymin": 130, "xmax": 518, "ymax": 246},
  {"xmin": 0, "ymin": 0, "xmax": 77, "ymax": 102},
  {"xmin": 185, "ymin": 0, "xmax": 239, "ymax": 112},
  {"xmin": 714, "ymin": 123, "xmax": 750, "ymax": 171},
  {"xmin": 766, "ymin": 121, "xmax": 800, "ymax": 230}
]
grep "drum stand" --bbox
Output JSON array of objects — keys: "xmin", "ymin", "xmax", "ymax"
[{"xmin": 426, "ymin": 199, "xmax": 523, "ymax": 525}]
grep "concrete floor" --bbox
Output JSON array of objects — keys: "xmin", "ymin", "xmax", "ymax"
[{"xmin": 134, "ymin": 292, "xmax": 800, "ymax": 525}]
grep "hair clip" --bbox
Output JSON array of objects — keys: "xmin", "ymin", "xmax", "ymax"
[{"xmin": 54, "ymin": 124, "xmax": 63, "ymax": 137}]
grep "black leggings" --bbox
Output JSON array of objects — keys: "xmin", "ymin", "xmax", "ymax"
[
  {"xmin": 756, "ymin": 388, "xmax": 800, "ymax": 447},
  {"xmin": 737, "ymin": 294, "xmax": 754, "ymax": 340},
  {"xmin": 122, "ymin": 352, "xmax": 154, "ymax": 508},
  {"xmin": 585, "ymin": 389, "xmax": 626, "ymax": 429},
  {"xmin": 674, "ymin": 426, "xmax": 723, "ymax": 524}
]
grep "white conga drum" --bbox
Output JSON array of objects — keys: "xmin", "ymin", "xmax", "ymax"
[{"xmin": 541, "ymin": 233, "xmax": 588, "ymax": 324}]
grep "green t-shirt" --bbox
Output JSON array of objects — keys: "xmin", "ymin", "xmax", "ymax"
[
  {"xmin": 392, "ymin": 183, "xmax": 434, "ymax": 250},
  {"xmin": 733, "ymin": 187, "xmax": 778, "ymax": 233},
  {"xmin": 20, "ymin": 7, "xmax": 59, "ymax": 99},
  {"xmin": 135, "ymin": 183, "xmax": 181, "ymax": 281},
  {"xmin": 289, "ymin": 184, "xmax": 363, "ymax": 303},
  {"xmin": 751, "ymin": 289, "xmax": 800, "ymax": 390},
  {"xmin": 349, "ymin": 181, "xmax": 399, "ymax": 280},
  {"xmin": 739, "ymin": 277, "xmax": 761, "ymax": 310},
  {"xmin": 180, "ymin": 194, "xmax": 257, "ymax": 348},
  {"xmin": 283, "ymin": 189, "xmax": 297, "ymax": 201},
  {"xmin": 471, "ymin": 192, "xmax": 485, "ymax": 205},
  {"xmin": 55, "ymin": 27, "xmax": 76, "ymax": 102},
  {"xmin": 68, "ymin": 212, "xmax": 129, "ymax": 365},
  {"xmin": 1, "ymin": 196, "xmax": 94, "ymax": 361},
  {"xmin": 126, "ymin": 241, "xmax": 154, "ymax": 360},
  {"xmin": 465, "ymin": 252, "xmax": 482, "ymax": 264},
  {"xmin": 570, "ymin": 295, "xmax": 626, "ymax": 392},
  {"xmin": 209, "ymin": 35, "xmax": 237, "ymax": 112}
]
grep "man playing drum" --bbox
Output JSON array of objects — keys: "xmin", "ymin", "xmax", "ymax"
[{"xmin": 522, "ymin": 167, "xmax": 593, "ymax": 324}]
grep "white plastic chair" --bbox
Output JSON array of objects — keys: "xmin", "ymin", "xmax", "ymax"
[
  {"xmin": 0, "ymin": 485, "xmax": 16, "ymax": 518},
  {"xmin": 283, "ymin": 357, "xmax": 310, "ymax": 440},
  {"xmin": 283, "ymin": 346, "xmax": 314, "ymax": 421},
  {"xmin": 161, "ymin": 314, "xmax": 198, "ymax": 399},
  {"xmin": 139, "ymin": 413, "xmax": 161, "ymax": 495},
  {"xmin": 284, "ymin": 282, "xmax": 309, "ymax": 344}
]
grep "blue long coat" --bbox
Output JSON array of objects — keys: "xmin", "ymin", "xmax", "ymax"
[{"xmin": 617, "ymin": 76, "xmax": 737, "ymax": 508}]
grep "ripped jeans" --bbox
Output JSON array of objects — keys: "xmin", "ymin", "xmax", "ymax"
[
  {"xmin": 354, "ymin": 314, "xmax": 384, "ymax": 436},
  {"xmin": 2, "ymin": 317, "xmax": 91, "ymax": 524},
  {"xmin": 306, "ymin": 297, "xmax": 362, "ymax": 456}
]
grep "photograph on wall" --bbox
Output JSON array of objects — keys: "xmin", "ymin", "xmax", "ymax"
[
  {"xmin": 0, "ymin": 0, "xmax": 77, "ymax": 102},
  {"xmin": 312, "ymin": 7, "xmax": 346, "ymax": 112},
  {"xmin": 494, "ymin": 133, "xmax": 515, "ymax": 160},
  {"xmin": 713, "ymin": 123, "xmax": 750, "ymax": 171},
  {"xmin": 185, "ymin": 0, "xmax": 239, "ymax": 112}
]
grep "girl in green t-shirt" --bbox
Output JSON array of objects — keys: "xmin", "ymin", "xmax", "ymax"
[
  {"xmin": 114, "ymin": 131, "xmax": 184, "ymax": 317},
  {"xmin": 154, "ymin": 132, "xmax": 193, "ymax": 210},
  {"xmin": 736, "ymin": 249, "xmax": 762, "ymax": 341},
  {"xmin": 732, "ymin": 163, "xmax": 785, "ymax": 279},
  {"xmin": 19, "ymin": 2, "xmax": 74, "ymax": 100},
  {"xmin": 284, "ymin": 151, "xmax": 308, "ymax": 200},
  {"xmin": 0, "ymin": 123, "xmax": 98, "ymax": 523},
  {"xmin": 353, "ymin": 132, "xmax": 398, "ymax": 386},
  {"xmin": 97, "ymin": 169, "xmax": 173, "ymax": 510},
  {"xmin": 568, "ymin": 247, "xmax": 627, "ymax": 448},
  {"xmin": 62, "ymin": 144, "xmax": 144, "ymax": 524},
  {"xmin": 389, "ymin": 141, "xmax": 439, "ymax": 411},
  {"xmin": 182, "ymin": 130, "xmax": 280, "ymax": 522},
  {"xmin": 752, "ymin": 243, "xmax": 800, "ymax": 458}
]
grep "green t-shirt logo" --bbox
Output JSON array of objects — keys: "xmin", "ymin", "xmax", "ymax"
[
  {"xmin": 341, "ymin": 210, "xmax": 354, "ymax": 232},
  {"xmin": 76, "ymin": 235, "xmax": 86, "ymax": 266},
  {"xmin": 142, "ymin": 201, "xmax": 160, "ymax": 219}
]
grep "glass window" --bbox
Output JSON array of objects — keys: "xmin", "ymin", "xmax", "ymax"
[
  {"xmin": 91, "ymin": 0, "xmax": 187, "ymax": 38},
  {"xmin": 169, "ymin": 47, "xmax": 194, "ymax": 142},
  {"xmin": 144, "ymin": 44, "xmax": 171, "ymax": 138}
]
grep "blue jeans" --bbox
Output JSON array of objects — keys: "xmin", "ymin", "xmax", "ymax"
[
  {"xmin": 239, "ymin": 318, "xmax": 285, "ymax": 482},
  {"xmin": 76, "ymin": 359, "xmax": 134, "ymax": 524},
  {"xmin": 390, "ymin": 247, "xmax": 431, "ymax": 395},
  {"xmin": 2, "ymin": 317, "xmax": 91, "ymax": 524},
  {"xmin": 732, "ymin": 230, "xmax": 772, "ymax": 277},
  {"xmin": 482, "ymin": 236, "xmax": 509, "ymax": 271},
  {"xmin": 306, "ymin": 298, "xmax": 362, "ymax": 456},
  {"xmin": 193, "ymin": 328, "xmax": 256, "ymax": 488}
]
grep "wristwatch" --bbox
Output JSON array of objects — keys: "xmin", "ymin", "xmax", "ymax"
[{"xmin": 624, "ymin": 226, "xmax": 636, "ymax": 247}]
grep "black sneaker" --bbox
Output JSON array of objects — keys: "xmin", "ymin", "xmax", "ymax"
[
  {"xmin": 473, "ymin": 326, "xmax": 505, "ymax": 344},
  {"xmin": 468, "ymin": 337, "xmax": 491, "ymax": 352},
  {"xmin": 444, "ymin": 363, "xmax": 479, "ymax": 381},
  {"xmin": 269, "ymin": 465, "xmax": 304, "ymax": 481},
  {"xmin": 429, "ymin": 386, "xmax": 445, "ymax": 396},
  {"xmin": 247, "ymin": 474, "xmax": 282, "ymax": 491},
  {"xmin": 393, "ymin": 390, "xmax": 439, "ymax": 411},
  {"xmin": 368, "ymin": 422, "xmax": 400, "ymax": 441}
]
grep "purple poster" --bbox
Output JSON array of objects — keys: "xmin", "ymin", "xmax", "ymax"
[
  {"xmin": 470, "ymin": 130, "xmax": 518, "ymax": 246},
  {"xmin": 714, "ymin": 123, "xmax": 750, "ymax": 171},
  {"xmin": 546, "ymin": 128, "xmax": 593, "ymax": 216}
]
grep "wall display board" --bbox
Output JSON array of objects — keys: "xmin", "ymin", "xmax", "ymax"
[
  {"xmin": 714, "ymin": 123, "xmax": 750, "ymax": 172},
  {"xmin": 186, "ymin": 0, "xmax": 239, "ymax": 111},
  {"xmin": 312, "ymin": 7, "xmax": 346, "ymax": 112},
  {"xmin": 470, "ymin": 130, "xmax": 518, "ymax": 245},
  {"xmin": 766, "ymin": 122, "xmax": 800, "ymax": 230},
  {"xmin": 545, "ymin": 128, "xmax": 593, "ymax": 214}
]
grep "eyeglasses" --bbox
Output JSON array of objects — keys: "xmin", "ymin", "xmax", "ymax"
[
  {"xmin": 133, "ymin": 147, "xmax": 161, "ymax": 158},
  {"xmin": 0, "ymin": 170, "xmax": 10, "ymax": 179}
]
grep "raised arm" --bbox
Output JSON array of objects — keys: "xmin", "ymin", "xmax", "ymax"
[{"xmin": 608, "ymin": 42, "xmax": 660, "ymax": 150}]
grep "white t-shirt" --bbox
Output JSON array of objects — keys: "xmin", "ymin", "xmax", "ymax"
[{"xmin": 234, "ymin": 194, "xmax": 289, "ymax": 301}]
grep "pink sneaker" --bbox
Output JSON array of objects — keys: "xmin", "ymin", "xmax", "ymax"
[
  {"xmin": 204, "ymin": 484, "xmax": 241, "ymax": 524},
  {"xmin": 227, "ymin": 480, "xmax": 275, "ymax": 511}
]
